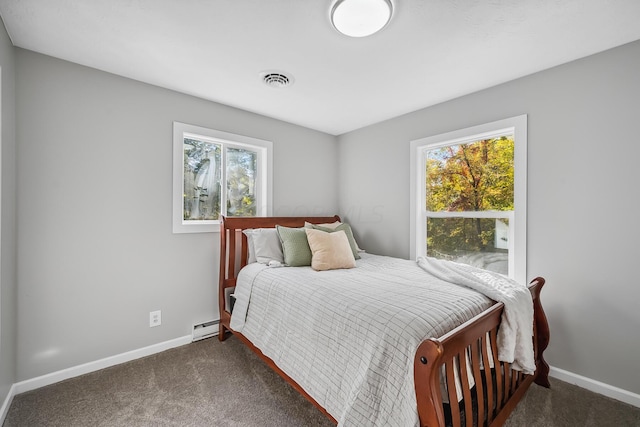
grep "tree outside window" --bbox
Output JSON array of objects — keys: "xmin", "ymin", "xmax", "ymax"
[
  {"xmin": 410, "ymin": 115, "xmax": 527, "ymax": 282},
  {"xmin": 426, "ymin": 136, "xmax": 514, "ymax": 268},
  {"xmin": 173, "ymin": 122, "xmax": 272, "ymax": 233}
]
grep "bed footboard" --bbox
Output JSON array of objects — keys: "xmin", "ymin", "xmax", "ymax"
[{"xmin": 414, "ymin": 277, "xmax": 549, "ymax": 427}]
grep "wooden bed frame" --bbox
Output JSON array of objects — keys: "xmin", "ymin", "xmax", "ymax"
[{"xmin": 218, "ymin": 215, "xmax": 550, "ymax": 427}]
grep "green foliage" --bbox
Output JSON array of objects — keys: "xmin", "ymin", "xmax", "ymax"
[
  {"xmin": 225, "ymin": 148, "xmax": 257, "ymax": 217},
  {"xmin": 183, "ymin": 138, "xmax": 221, "ymax": 220},
  {"xmin": 183, "ymin": 140, "xmax": 257, "ymax": 220},
  {"xmin": 426, "ymin": 136, "xmax": 514, "ymax": 255},
  {"xmin": 426, "ymin": 137, "xmax": 513, "ymax": 212},
  {"xmin": 426, "ymin": 217, "xmax": 509, "ymax": 257}
]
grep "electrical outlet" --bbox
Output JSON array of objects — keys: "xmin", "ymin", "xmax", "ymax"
[{"xmin": 149, "ymin": 310, "xmax": 161, "ymax": 327}]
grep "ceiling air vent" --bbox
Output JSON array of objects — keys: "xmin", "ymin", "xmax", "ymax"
[{"xmin": 261, "ymin": 70, "xmax": 294, "ymax": 88}]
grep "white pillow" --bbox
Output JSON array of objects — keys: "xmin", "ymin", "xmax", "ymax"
[
  {"xmin": 305, "ymin": 228, "xmax": 356, "ymax": 271},
  {"xmin": 242, "ymin": 229, "xmax": 257, "ymax": 264},
  {"xmin": 243, "ymin": 228, "xmax": 284, "ymax": 264}
]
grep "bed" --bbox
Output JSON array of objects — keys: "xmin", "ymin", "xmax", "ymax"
[{"xmin": 217, "ymin": 215, "xmax": 550, "ymax": 427}]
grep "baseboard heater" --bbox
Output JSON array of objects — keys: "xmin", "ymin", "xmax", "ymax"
[{"xmin": 192, "ymin": 319, "xmax": 220, "ymax": 342}]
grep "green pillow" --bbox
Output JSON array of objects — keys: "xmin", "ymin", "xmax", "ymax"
[
  {"xmin": 276, "ymin": 225, "xmax": 313, "ymax": 267},
  {"xmin": 312, "ymin": 223, "xmax": 361, "ymax": 260}
]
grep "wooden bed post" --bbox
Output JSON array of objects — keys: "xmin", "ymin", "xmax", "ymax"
[
  {"xmin": 530, "ymin": 277, "xmax": 551, "ymax": 388},
  {"xmin": 218, "ymin": 216, "xmax": 238, "ymax": 341},
  {"xmin": 218, "ymin": 216, "xmax": 228, "ymax": 341},
  {"xmin": 414, "ymin": 339, "xmax": 446, "ymax": 427}
]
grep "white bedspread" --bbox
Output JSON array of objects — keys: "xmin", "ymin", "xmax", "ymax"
[
  {"xmin": 230, "ymin": 253, "xmax": 495, "ymax": 427},
  {"xmin": 416, "ymin": 256, "xmax": 535, "ymax": 374}
]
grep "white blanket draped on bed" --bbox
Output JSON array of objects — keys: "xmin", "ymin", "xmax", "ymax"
[
  {"xmin": 417, "ymin": 256, "xmax": 535, "ymax": 374},
  {"xmin": 229, "ymin": 254, "xmax": 530, "ymax": 427}
]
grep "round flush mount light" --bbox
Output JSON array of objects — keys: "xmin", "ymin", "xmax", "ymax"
[
  {"xmin": 260, "ymin": 70, "xmax": 295, "ymax": 88},
  {"xmin": 331, "ymin": 0, "xmax": 393, "ymax": 38}
]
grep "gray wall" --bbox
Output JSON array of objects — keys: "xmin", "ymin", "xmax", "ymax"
[
  {"xmin": 338, "ymin": 40, "xmax": 640, "ymax": 394},
  {"xmin": 0, "ymin": 16, "xmax": 17, "ymax": 403},
  {"xmin": 15, "ymin": 49, "xmax": 338, "ymax": 381}
]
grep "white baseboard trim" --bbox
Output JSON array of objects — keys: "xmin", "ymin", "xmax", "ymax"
[
  {"xmin": 550, "ymin": 366, "xmax": 640, "ymax": 408},
  {"xmin": 12, "ymin": 335, "xmax": 192, "ymax": 396},
  {"xmin": 0, "ymin": 335, "xmax": 192, "ymax": 425},
  {"xmin": 0, "ymin": 384, "xmax": 18, "ymax": 425}
]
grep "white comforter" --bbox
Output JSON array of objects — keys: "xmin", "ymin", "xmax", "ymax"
[
  {"xmin": 230, "ymin": 253, "xmax": 498, "ymax": 427},
  {"xmin": 416, "ymin": 256, "xmax": 535, "ymax": 374}
]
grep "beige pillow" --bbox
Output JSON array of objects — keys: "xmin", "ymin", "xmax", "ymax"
[
  {"xmin": 305, "ymin": 228, "xmax": 356, "ymax": 271},
  {"xmin": 305, "ymin": 220, "xmax": 364, "ymax": 253}
]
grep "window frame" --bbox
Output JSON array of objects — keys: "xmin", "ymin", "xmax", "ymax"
[
  {"xmin": 172, "ymin": 122, "xmax": 273, "ymax": 233},
  {"xmin": 409, "ymin": 115, "xmax": 527, "ymax": 283}
]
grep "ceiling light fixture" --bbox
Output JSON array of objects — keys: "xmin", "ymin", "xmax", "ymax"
[{"xmin": 331, "ymin": 0, "xmax": 393, "ymax": 38}]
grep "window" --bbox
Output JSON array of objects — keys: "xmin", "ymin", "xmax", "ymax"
[
  {"xmin": 173, "ymin": 122, "xmax": 272, "ymax": 233},
  {"xmin": 410, "ymin": 115, "xmax": 527, "ymax": 283}
]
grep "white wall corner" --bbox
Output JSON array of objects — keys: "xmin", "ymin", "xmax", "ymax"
[{"xmin": 0, "ymin": 384, "xmax": 18, "ymax": 426}]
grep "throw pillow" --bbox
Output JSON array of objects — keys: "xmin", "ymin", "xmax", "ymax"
[
  {"xmin": 305, "ymin": 228, "xmax": 356, "ymax": 271},
  {"xmin": 312, "ymin": 223, "xmax": 361, "ymax": 260},
  {"xmin": 276, "ymin": 225, "xmax": 313, "ymax": 267},
  {"xmin": 243, "ymin": 228, "xmax": 284, "ymax": 264}
]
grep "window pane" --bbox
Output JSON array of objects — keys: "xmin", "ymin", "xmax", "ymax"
[
  {"xmin": 427, "ymin": 217, "xmax": 509, "ymax": 275},
  {"xmin": 426, "ymin": 136, "xmax": 514, "ymax": 212},
  {"xmin": 226, "ymin": 147, "xmax": 257, "ymax": 217},
  {"xmin": 183, "ymin": 138, "xmax": 221, "ymax": 221}
]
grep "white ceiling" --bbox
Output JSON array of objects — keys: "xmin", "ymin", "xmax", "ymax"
[{"xmin": 1, "ymin": 0, "xmax": 640, "ymax": 135}]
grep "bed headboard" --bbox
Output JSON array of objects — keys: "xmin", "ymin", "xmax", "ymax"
[{"xmin": 218, "ymin": 215, "xmax": 341, "ymax": 319}]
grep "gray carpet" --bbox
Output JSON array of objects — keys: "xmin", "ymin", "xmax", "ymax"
[{"xmin": 4, "ymin": 336, "xmax": 640, "ymax": 426}]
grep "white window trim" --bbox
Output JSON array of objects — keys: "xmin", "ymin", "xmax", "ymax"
[
  {"xmin": 172, "ymin": 122, "xmax": 273, "ymax": 233},
  {"xmin": 409, "ymin": 115, "xmax": 527, "ymax": 283}
]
